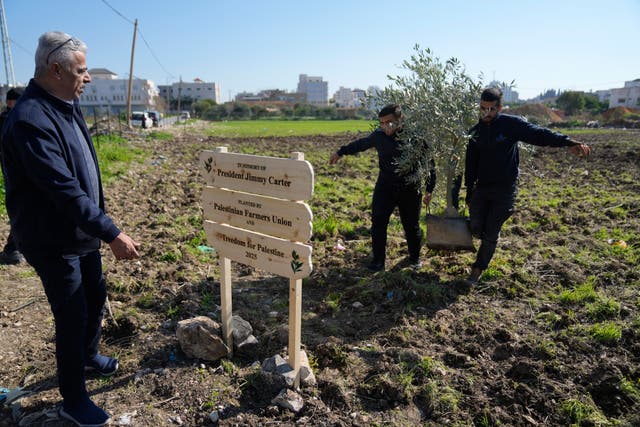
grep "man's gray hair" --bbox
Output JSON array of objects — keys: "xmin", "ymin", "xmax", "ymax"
[{"xmin": 34, "ymin": 31, "xmax": 87, "ymax": 78}]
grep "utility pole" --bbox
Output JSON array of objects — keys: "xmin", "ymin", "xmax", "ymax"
[
  {"xmin": 177, "ymin": 76, "xmax": 182, "ymax": 121},
  {"xmin": 0, "ymin": 0, "xmax": 15, "ymax": 87},
  {"xmin": 126, "ymin": 19, "xmax": 138, "ymax": 128},
  {"xmin": 166, "ymin": 78, "xmax": 171, "ymax": 115}
]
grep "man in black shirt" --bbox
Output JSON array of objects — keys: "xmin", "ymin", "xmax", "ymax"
[
  {"xmin": 0, "ymin": 87, "xmax": 24, "ymax": 264},
  {"xmin": 464, "ymin": 87, "xmax": 590, "ymax": 284},
  {"xmin": 330, "ymin": 104, "xmax": 434, "ymax": 271}
]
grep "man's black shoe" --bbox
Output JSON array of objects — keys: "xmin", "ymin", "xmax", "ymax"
[
  {"xmin": 0, "ymin": 250, "xmax": 24, "ymax": 265},
  {"xmin": 60, "ymin": 396, "xmax": 110, "ymax": 427},
  {"xmin": 465, "ymin": 267, "xmax": 483, "ymax": 285},
  {"xmin": 366, "ymin": 262, "xmax": 384, "ymax": 272},
  {"xmin": 85, "ymin": 354, "xmax": 119, "ymax": 376},
  {"xmin": 410, "ymin": 259, "xmax": 422, "ymax": 270}
]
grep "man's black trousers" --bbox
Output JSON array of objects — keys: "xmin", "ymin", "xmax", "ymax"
[
  {"xmin": 22, "ymin": 250, "xmax": 106, "ymax": 405},
  {"xmin": 371, "ymin": 182, "xmax": 422, "ymax": 264},
  {"xmin": 469, "ymin": 185, "xmax": 516, "ymax": 270}
]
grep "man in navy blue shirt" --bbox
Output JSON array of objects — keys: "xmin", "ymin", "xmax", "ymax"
[
  {"xmin": 1, "ymin": 31, "xmax": 140, "ymax": 427},
  {"xmin": 0, "ymin": 87, "xmax": 24, "ymax": 265},
  {"xmin": 330, "ymin": 104, "xmax": 435, "ymax": 271},
  {"xmin": 464, "ymin": 87, "xmax": 590, "ymax": 284}
]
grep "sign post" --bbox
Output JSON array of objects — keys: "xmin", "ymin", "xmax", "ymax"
[{"xmin": 200, "ymin": 147, "xmax": 314, "ymax": 387}]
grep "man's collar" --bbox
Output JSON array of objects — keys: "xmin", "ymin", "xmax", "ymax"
[{"xmin": 27, "ymin": 79, "xmax": 76, "ymax": 116}]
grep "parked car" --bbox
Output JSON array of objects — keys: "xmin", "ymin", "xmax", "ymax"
[
  {"xmin": 147, "ymin": 110, "xmax": 162, "ymax": 127},
  {"xmin": 130, "ymin": 111, "xmax": 152, "ymax": 129},
  {"xmin": 179, "ymin": 111, "xmax": 191, "ymax": 120}
]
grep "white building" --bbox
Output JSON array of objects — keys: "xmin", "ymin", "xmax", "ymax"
[
  {"xmin": 79, "ymin": 68, "xmax": 158, "ymax": 115},
  {"xmin": 595, "ymin": 89, "xmax": 611, "ymax": 104},
  {"xmin": 366, "ymin": 86, "xmax": 382, "ymax": 112},
  {"xmin": 352, "ymin": 88, "xmax": 366, "ymax": 108},
  {"xmin": 488, "ymin": 80, "xmax": 519, "ymax": 103},
  {"xmin": 609, "ymin": 79, "xmax": 640, "ymax": 108},
  {"xmin": 333, "ymin": 86, "xmax": 353, "ymax": 107},
  {"xmin": 297, "ymin": 74, "xmax": 328, "ymax": 106},
  {"xmin": 158, "ymin": 78, "xmax": 221, "ymax": 104},
  {"xmin": 333, "ymin": 87, "xmax": 368, "ymax": 108}
]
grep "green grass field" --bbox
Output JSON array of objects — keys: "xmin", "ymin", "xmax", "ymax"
[{"xmin": 204, "ymin": 119, "xmax": 374, "ymax": 137}]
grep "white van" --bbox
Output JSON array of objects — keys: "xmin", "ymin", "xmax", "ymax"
[{"xmin": 130, "ymin": 111, "xmax": 153, "ymax": 128}]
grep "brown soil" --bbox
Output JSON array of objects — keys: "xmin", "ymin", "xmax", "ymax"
[
  {"xmin": 506, "ymin": 104, "xmax": 564, "ymax": 124},
  {"xmin": 1, "ymin": 125, "xmax": 639, "ymax": 426},
  {"xmin": 601, "ymin": 107, "xmax": 640, "ymax": 120}
]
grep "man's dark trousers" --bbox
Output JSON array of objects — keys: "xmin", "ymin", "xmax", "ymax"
[
  {"xmin": 22, "ymin": 250, "xmax": 106, "ymax": 404},
  {"xmin": 371, "ymin": 182, "xmax": 422, "ymax": 264},
  {"xmin": 469, "ymin": 185, "xmax": 516, "ymax": 270}
]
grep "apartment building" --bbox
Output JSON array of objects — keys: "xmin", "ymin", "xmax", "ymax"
[
  {"xmin": 609, "ymin": 79, "xmax": 640, "ymax": 108},
  {"xmin": 158, "ymin": 78, "xmax": 221, "ymax": 104},
  {"xmin": 235, "ymin": 89, "xmax": 306, "ymax": 104},
  {"xmin": 79, "ymin": 68, "xmax": 158, "ymax": 115},
  {"xmin": 333, "ymin": 86, "xmax": 367, "ymax": 108},
  {"xmin": 488, "ymin": 80, "xmax": 519, "ymax": 103},
  {"xmin": 297, "ymin": 74, "xmax": 328, "ymax": 106}
]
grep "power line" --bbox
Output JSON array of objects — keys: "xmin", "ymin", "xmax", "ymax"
[
  {"xmin": 101, "ymin": 0, "xmax": 134, "ymax": 25},
  {"xmin": 138, "ymin": 29, "xmax": 175, "ymax": 79},
  {"xmin": 100, "ymin": 0, "xmax": 175, "ymax": 80},
  {"xmin": 8, "ymin": 37, "xmax": 32, "ymax": 56}
]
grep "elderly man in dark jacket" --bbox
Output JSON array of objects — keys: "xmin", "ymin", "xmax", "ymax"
[
  {"xmin": 464, "ymin": 87, "xmax": 590, "ymax": 284},
  {"xmin": 1, "ymin": 31, "xmax": 140, "ymax": 427}
]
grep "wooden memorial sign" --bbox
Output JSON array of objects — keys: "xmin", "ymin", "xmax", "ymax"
[
  {"xmin": 202, "ymin": 187, "xmax": 313, "ymax": 242},
  {"xmin": 199, "ymin": 150, "xmax": 314, "ymax": 200},
  {"xmin": 203, "ymin": 221, "xmax": 312, "ymax": 279},
  {"xmin": 201, "ymin": 147, "xmax": 314, "ymax": 387}
]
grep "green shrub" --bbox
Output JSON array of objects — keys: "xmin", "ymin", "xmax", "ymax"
[
  {"xmin": 590, "ymin": 321, "xmax": 622, "ymax": 345},
  {"xmin": 559, "ymin": 278, "xmax": 598, "ymax": 305},
  {"xmin": 586, "ymin": 298, "xmax": 621, "ymax": 320}
]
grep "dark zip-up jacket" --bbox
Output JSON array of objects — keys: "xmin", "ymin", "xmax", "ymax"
[
  {"xmin": 465, "ymin": 113, "xmax": 575, "ymax": 192},
  {"xmin": 337, "ymin": 128, "xmax": 436, "ymax": 193},
  {"xmin": 0, "ymin": 79, "xmax": 120, "ymax": 255}
]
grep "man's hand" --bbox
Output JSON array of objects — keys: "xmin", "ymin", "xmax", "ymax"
[
  {"xmin": 109, "ymin": 232, "xmax": 140, "ymax": 260},
  {"xmin": 423, "ymin": 192, "xmax": 432, "ymax": 207},
  {"xmin": 568, "ymin": 142, "xmax": 591, "ymax": 157},
  {"xmin": 329, "ymin": 152, "xmax": 341, "ymax": 164}
]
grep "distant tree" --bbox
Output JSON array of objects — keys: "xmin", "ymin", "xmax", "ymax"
[
  {"xmin": 153, "ymin": 95, "xmax": 167, "ymax": 113},
  {"xmin": 556, "ymin": 91, "xmax": 586, "ymax": 115},
  {"xmin": 194, "ymin": 99, "xmax": 216, "ymax": 118},
  {"xmin": 281, "ymin": 107, "xmax": 294, "ymax": 118},
  {"xmin": 583, "ymin": 94, "xmax": 608, "ymax": 113},
  {"xmin": 250, "ymin": 104, "xmax": 268, "ymax": 119},
  {"xmin": 293, "ymin": 103, "xmax": 314, "ymax": 118},
  {"xmin": 538, "ymin": 89, "xmax": 558, "ymax": 100},
  {"xmin": 372, "ymin": 45, "xmax": 482, "ymax": 215},
  {"xmin": 203, "ymin": 104, "xmax": 228, "ymax": 121},
  {"xmin": 318, "ymin": 106, "xmax": 337, "ymax": 119},
  {"xmin": 230, "ymin": 102, "xmax": 251, "ymax": 119}
]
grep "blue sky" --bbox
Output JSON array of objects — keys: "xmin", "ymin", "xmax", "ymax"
[{"xmin": 4, "ymin": 0, "xmax": 640, "ymax": 101}]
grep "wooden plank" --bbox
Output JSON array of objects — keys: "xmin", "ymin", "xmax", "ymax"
[
  {"xmin": 220, "ymin": 257, "xmax": 233, "ymax": 353},
  {"xmin": 204, "ymin": 221, "xmax": 312, "ymax": 279},
  {"xmin": 202, "ymin": 187, "xmax": 313, "ymax": 242},
  {"xmin": 288, "ymin": 277, "xmax": 302, "ymax": 388},
  {"xmin": 199, "ymin": 149, "xmax": 314, "ymax": 200}
]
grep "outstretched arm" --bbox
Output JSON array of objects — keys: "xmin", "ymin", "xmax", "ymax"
[{"xmin": 330, "ymin": 132, "xmax": 378, "ymax": 166}]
